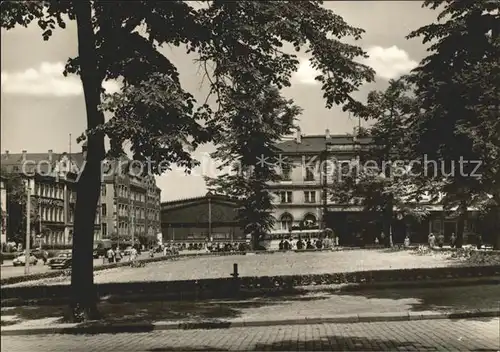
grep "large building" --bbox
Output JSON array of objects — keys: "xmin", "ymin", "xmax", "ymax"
[
  {"xmin": 161, "ymin": 193, "xmax": 245, "ymax": 245},
  {"xmin": 0, "ymin": 143, "xmax": 161, "ymax": 247},
  {"xmin": 269, "ymin": 128, "xmax": 477, "ymax": 245}
]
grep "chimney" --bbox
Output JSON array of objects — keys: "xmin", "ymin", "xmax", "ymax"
[
  {"xmin": 48, "ymin": 149, "xmax": 53, "ymax": 162},
  {"xmin": 4, "ymin": 150, "xmax": 8, "ymax": 159},
  {"xmin": 325, "ymin": 129, "xmax": 330, "ymax": 139},
  {"xmin": 22, "ymin": 150, "xmax": 27, "ymax": 161},
  {"xmin": 296, "ymin": 127, "xmax": 302, "ymax": 144}
]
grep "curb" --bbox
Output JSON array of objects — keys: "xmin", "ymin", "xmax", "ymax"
[{"xmin": 2, "ymin": 309, "xmax": 498, "ymax": 336}]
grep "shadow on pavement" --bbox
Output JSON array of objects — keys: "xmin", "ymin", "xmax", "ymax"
[
  {"xmin": 252, "ymin": 335, "xmax": 442, "ymax": 351},
  {"xmin": 2, "ymin": 284, "xmax": 498, "ymax": 327},
  {"xmin": 334, "ymin": 284, "xmax": 500, "ymax": 322}
]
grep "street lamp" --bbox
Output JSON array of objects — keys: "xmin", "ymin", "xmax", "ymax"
[{"xmin": 25, "ymin": 183, "xmax": 31, "ymax": 275}]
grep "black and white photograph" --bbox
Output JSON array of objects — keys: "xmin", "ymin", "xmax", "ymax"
[{"xmin": 1, "ymin": 1, "xmax": 499, "ymax": 351}]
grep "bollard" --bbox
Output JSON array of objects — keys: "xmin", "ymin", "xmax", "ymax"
[{"xmin": 231, "ymin": 263, "xmax": 239, "ymax": 278}]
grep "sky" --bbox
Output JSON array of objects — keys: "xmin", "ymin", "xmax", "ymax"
[{"xmin": 1, "ymin": 1, "xmax": 439, "ymax": 202}]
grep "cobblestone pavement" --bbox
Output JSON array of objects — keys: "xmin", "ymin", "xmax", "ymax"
[{"xmin": 2, "ymin": 318, "xmax": 499, "ymax": 351}]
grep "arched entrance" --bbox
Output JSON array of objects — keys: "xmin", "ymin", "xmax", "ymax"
[{"xmin": 280, "ymin": 213, "xmax": 293, "ymax": 231}]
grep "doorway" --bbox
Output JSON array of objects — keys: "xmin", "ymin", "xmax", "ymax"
[{"xmin": 443, "ymin": 221, "xmax": 457, "ymax": 240}]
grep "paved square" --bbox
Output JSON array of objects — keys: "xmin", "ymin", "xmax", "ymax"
[{"xmin": 5, "ymin": 249, "xmax": 467, "ymax": 287}]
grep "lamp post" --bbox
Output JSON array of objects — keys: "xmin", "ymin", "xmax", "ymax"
[{"xmin": 25, "ymin": 184, "xmax": 31, "ymax": 275}]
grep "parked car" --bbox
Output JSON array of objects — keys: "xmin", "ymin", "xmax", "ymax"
[
  {"xmin": 93, "ymin": 239, "xmax": 112, "ymax": 258},
  {"xmin": 46, "ymin": 250, "xmax": 71, "ymax": 266},
  {"xmin": 48, "ymin": 252, "xmax": 72, "ymax": 269},
  {"xmin": 12, "ymin": 254, "xmax": 38, "ymax": 266}
]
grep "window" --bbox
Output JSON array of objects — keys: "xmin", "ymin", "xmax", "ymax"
[
  {"xmin": 101, "ymin": 185, "xmax": 106, "ymax": 196},
  {"xmin": 304, "ymin": 191, "xmax": 316, "ymax": 203},
  {"xmin": 281, "ymin": 163, "xmax": 291, "ymax": 180},
  {"xmin": 304, "ymin": 165, "xmax": 315, "ymax": 181},
  {"xmin": 280, "ymin": 191, "xmax": 293, "ymax": 203},
  {"xmin": 303, "ymin": 214, "xmax": 317, "ymax": 227},
  {"xmin": 280, "ymin": 213, "xmax": 293, "ymax": 231},
  {"xmin": 102, "ymin": 223, "xmax": 107, "ymax": 237},
  {"xmin": 102, "ymin": 204, "xmax": 107, "ymax": 216}
]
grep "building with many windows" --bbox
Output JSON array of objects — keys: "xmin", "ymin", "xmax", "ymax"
[
  {"xmin": 269, "ymin": 128, "xmax": 478, "ymax": 245},
  {"xmin": 1, "ymin": 143, "xmax": 161, "ymax": 247},
  {"xmin": 100, "ymin": 166, "xmax": 161, "ymax": 245}
]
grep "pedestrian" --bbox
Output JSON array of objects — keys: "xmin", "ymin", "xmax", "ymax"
[
  {"xmin": 375, "ymin": 237, "xmax": 380, "ymax": 245},
  {"xmin": 278, "ymin": 239, "xmax": 284, "ymax": 250},
  {"xmin": 42, "ymin": 250, "xmax": 48, "ymax": 265},
  {"xmin": 115, "ymin": 247, "xmax": 122, "ymax": 262},
  {"xmin": 149, "ymin": 247, "xmax": 155, "ymax": 258},
  {"xmin": 428, "ymin": 233, "xmax": 436, "ymax": 248},
  {"xmin": 450, "ymin": 233, "xmax": 456, "ymax": 248},
  {"xmin": 130, "ymin": 247, "xmax": 138, "ymax": 261},
  {"xmin": 404, "ymin": 235, "xmax": 410, "ymax": 248},
  {"xmin": 106, "ymin": 247, "xmax": 115, "ymax": 263}
]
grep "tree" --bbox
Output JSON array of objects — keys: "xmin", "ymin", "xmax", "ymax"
[
  {"xmin": 202, "ymin": 1, "xmax": 375, "ymax": 247},
  {"xmin": 1, "ymin": 1, "xmax": 374, "ymax": 319},
  {"xmin": 330, "ymin": 79, "xmax": 429, "ymax": 245},
  {"xmin": 0, "ymin": 169, "xmax": 39, "ymax": 246},
  {"xmin": 406, "ymin": 0, "xmax": 500, "ymax": 248},
  {"xmin": 2, "ymin": 1, "xmax": 210, "ymax": 320}
]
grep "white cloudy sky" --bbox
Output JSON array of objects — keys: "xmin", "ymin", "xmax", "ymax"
[{"xmin": 1, "ymin": 1, "xmax": 438, "ymax": 201}]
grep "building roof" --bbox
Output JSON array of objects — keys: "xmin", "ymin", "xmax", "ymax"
[
  {"xmin": 276, "ymin": 134, "xmax": 372, "ymax": 154},
  {"xmin": 161, "ymin": 193, "xmax": 238, "ymax": 211}
]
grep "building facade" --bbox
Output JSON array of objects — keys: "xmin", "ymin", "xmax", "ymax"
[
  {"xmin": 1, "ymin": 145, "xmax": 161, "ymax": 247},
  {"xmin": 269, "ymin": 129, "xmax": 477, "ymax": 245},
  {"xmin": 100, "ymin": 169, "xmax": 161, "ymax": 245},
  {"xmin": 161, "ymin": 193, "xmax": 245, "ymax": 245}
]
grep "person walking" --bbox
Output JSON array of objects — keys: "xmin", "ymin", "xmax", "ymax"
[
  {"xmin": 450, "ymin": 233, "xmax": 457, "ymax": 248},
  {"xmin": 428, "ymin": 233, "xmax": 436, "ymax": 248},
  {"xmin": 106, "ymin": 247, "xmax": 115, "ymax": 264},
  {"xmin": 129, "ymin": 246, "xmax": 138, "ymax": 261},
  {"xmin": 404, "ymin": 235, "xmax": 410, "ymax": 248},
  {"xmin": 115, "ymin": 247, "xmax": 122, "ymax": 262}
]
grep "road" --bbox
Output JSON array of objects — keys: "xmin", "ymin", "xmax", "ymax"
[
  {"xmin": 0, "ymin": 254, "xmax": 150, "ymax": 279},
  {"xmin": 2, "ymin": 318, "xmax": 499, "ymax": 351}
]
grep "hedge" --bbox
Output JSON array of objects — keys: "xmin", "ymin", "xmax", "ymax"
[{"xmin": 1, "ymin": 264, "xmax": 499, "ymax": 305}]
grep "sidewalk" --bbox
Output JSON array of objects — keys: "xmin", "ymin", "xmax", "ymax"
[
  {"xmin": 2, "ymin": 284, "xmax": 499, "ymax": 336},
  {"xmin": 3, "ymin": 318, "xmax": 499, "ymax": 351}
]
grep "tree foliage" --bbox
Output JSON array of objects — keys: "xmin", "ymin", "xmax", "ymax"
[
  {"xmin": 1, "ymin": 0, "xmax": 375, "ymax": 317},
  {"xmin": 407, "ymin": 0, "xmax": 500, "ymax": 247},
  {"xmin": 201, "ymin": 1, "xmax": 375, "ymax": 245},
  {"xmin": 330, "ymin": 79, "xmax": 430, "ymax": 243},
  {"xmin": 0, "ymin": 169, "xmax": 40, "ymax": 245}
]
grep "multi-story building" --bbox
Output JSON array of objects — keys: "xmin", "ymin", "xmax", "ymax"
[
  {"xmin": 100, "ymin": 166, "xmax": 161, "ymax": 245},
  {"xmin": 1, "ymin": 143, "xmax": 161, "ymax": 247},
  {"xmin": 269, "ymin": 128, "xmax": 477, "ymax": 245}
]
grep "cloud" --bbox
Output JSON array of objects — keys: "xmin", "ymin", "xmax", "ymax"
[
  {"xmin": 1, "ymin": 62, "xmax": 120, "ymax": 97},
  {"xmin": 361, "ymin": 46, "xmax": 418, "ymax": 80},
  {"xmin": 292, "ymin": 58, "xmax": 320, "ymax": 85}
]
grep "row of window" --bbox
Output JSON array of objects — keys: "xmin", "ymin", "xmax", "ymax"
[
  {"xmin": 103, "ymin": 184, "xmax": 160, "ymax": 204},
  {"xmin": 35, "ymin": 183, "xmax": 65, "ymax": 200},
  {"xmin": 109, "ymin": 204, "xmax": 159, "ymax": 221},
  {"xmin": 277, "ymin": 191, "xmax": 318, "ymax": 204},
  {"xmin": 279, "ymin": 213, "xmax": 318, "ymax": 231}
]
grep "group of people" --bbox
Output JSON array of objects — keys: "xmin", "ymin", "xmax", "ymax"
[
  {"xmin": 427, "ymin": 232, "xmax": 457, "ymax": 248},
  {"xmin": 278, "ymin": 236, "xmax": 339, "ymax": 251},
  {"xmin": 106, "ymin": 246, "xmax": 138, "ymax": 263}
]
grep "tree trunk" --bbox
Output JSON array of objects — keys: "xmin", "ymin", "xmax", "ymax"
[
  {"xmin": 70, "ymin": 1, "xmax": 106, "ymax": 321},
  {"xmin": 455, "ymin": 200, "xmax": 467, "ymax": 249}
]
